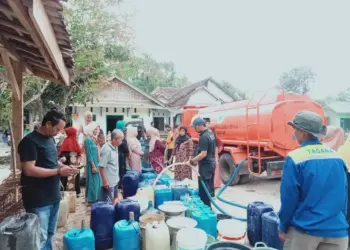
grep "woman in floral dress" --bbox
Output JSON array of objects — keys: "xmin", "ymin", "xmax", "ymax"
[
  {"xmin": 147, "ymin": 126, "xmax": 165, "ymax": 174},
  {"xmin": 171, "ymin": 126, "xmax": 194, "ymax": 181}
]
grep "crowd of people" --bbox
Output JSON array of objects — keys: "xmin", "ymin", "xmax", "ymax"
[
  {"xmin": 17, "ymin": 107, "xmax": 350, "ymax": 250},
  {"xmin": 17, "ymin": 109, "xmax": 220, "ymax": 249}
]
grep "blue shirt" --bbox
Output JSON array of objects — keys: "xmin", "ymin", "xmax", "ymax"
[{"xmin": 278, "ymin": 139, "xmax": 348, "ymax": 238}]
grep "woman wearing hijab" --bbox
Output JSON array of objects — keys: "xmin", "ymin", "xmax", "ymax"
[
  {"xmin": 84, "ymin": 122, "xmax": 101, "ymax": 203},
  {"xmin": 116, "ymin": 120, "xmax": 129, "ymax": 188},
  {"xmin": 127, "ymin": 126, "xmax": 144, "ymax": 172},
  {"xmin": 147, "ymin": 126, "xmax": 165, "ymax": 174},
  {"xmin": 59, "ymin": 127, "xmax": 82, "ymax": 196},
  {"xmin": 170, "ymin": 126, "xmax": 194, "ymax": 180}
]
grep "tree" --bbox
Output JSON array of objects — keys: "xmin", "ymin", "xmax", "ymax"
[
  {"xmin": 279, "ymin": 67, "xmax": 315, "ymax": 94},
  {"xmin": 221, "ymin": 81, "xmax": 246, "ymax": 101},
  {"xmin": 336, "ymin": 88, "xmax": 350, "ymax": 102}
]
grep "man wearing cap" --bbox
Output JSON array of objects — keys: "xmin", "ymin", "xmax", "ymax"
[
  {"xmin": 187, "ymin": 117, "xmax": 216, "ymax": 207},
  {"xmin": 278, "ymin": 110, "xmax": 348, "ymax": 250}
]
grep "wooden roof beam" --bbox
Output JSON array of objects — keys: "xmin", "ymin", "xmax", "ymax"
[
  {"xmin": 0, "ymin": 3, "xmax": 15, "ymax": 21},
  {"xmin": 8, "ymin": 0, "xmax": 61, "ymax": 82},
  {"xmin": 1, "ymin": 49, "xmax": 21, "ymax": 101},
  {"xmin": 30, "ymin": 0, "xmax": 70, "ymax": 86},
  {"xmin": 0, "ymin": 36, "xmax": 34, "ymax": 74}
]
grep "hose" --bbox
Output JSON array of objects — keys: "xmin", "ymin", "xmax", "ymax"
[{"xmin": 152, "ymin": 159, "xmax": 248, "ymax": 222}]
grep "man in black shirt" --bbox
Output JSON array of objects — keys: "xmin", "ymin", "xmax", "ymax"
[
  {"xmin": 187, "ymin": 117, "xmax": 216, "ymax": 207},
  {"xmin": 18, "ymin": 109, "xmax": 78, "ymax": 250}
]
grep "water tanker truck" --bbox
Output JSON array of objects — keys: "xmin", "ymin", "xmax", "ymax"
[{"xmin": 173, "ymin": 91, "xmax": 326, "ymax": 185}]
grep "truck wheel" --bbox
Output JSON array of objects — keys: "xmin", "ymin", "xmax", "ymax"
[{"xmin": 219, "ymin": 153, "xmax": 240, "ymax": 186}]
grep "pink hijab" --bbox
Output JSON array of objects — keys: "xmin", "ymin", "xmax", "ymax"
[{"xmin": 147, "ymin": 126, "xmax": 161, "ymax": 152}]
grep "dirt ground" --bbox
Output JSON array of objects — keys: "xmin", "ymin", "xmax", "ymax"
[{"xmin": 52, "ymin": 176, "xmax": 281, "ymax": 250}]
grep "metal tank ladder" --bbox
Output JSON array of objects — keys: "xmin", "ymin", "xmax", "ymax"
[{"xmin": 245, "ymin": 89, "xmax": 286, "ymax": 176}]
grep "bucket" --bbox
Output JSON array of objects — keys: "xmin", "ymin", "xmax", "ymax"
[
  {"xmin": 166, "ymin": 217, "xmax": 197, "ymax": 250},
  {"xmin": 176, "ymin": 228, "xmax": 207, "ymax": 250},
  {"xmin": 217, "ymin": 219, "xmax": 246, "ymax": 244},
  {"xmin": 140, "ymin": 214, "xmax": 165, "ymax": 250},
  {"xmin": 206, "ymin": 242, "xmax": 251, "ymax": 250},
  {"xmin": 252, "ymin": 242, "xmax": 278, "ymax": 250}
]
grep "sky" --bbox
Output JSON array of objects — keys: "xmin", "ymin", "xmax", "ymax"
[{"xmin": 114, "ymin": 0, "xmax": 350, "ymax": 99}]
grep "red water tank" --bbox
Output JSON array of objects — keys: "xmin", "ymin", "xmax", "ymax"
[{"xmin": 197, "ymin": 93, "xmax": 326, "ymax": 155}]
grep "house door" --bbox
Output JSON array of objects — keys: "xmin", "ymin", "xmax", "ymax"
[
  {"xmin": 106, "ymin": 115, "xmax": 124, "ymax": 133},
  {"xmin": 153, "ymin": 117, "xmax": 164, "ymax": 131}
]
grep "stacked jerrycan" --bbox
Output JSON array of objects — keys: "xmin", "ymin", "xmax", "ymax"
[
  {"xmin": 247, "ymin": 201, "xmax": 274, "ymax": 246},
  {"xmin": 123, "ymin": 171, "xmax": 140, "ymax": 199},
  {"xmin": 63, "ymin": 220, "xmax": 95, "ymax": 250},
  {"xmin": 154, "ymin": 186, "xmax": 173, "ymax": 209},
  {"xmin": 262, "ymin": 211, "xmax": 284, "ymax": 250},
  {"xmin": 0, "ymin": 213, "xmax": 41, "ymax": 250},
  {"xmin": 113, "ymin": 212, "xmax": 141, "ymax": 250},
  {"xmin": 180, "ymin": 194, "xmax": 217, "ymax": 238},
  {"xmin": 90, "ymin": 202, "xmax": 115, "ymax": 249}
]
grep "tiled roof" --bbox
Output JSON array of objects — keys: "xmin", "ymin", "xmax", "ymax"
[
  {"xmin": 152, "ymin": 77, "xmax": 235, "ymax": 107},
  {"xmin": 151, "ymin": 87, "xmax": 179, "ymax": 99}
]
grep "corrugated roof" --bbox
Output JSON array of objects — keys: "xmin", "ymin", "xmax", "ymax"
[{"xmin": 327, "ymin": 101, "xmax": 350, "ymax": 113}]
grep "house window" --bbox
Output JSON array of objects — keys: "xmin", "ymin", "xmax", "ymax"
[
  {"xmin": 122, "ymin": 108, "xmax": 125, "ymax": 113},
  {"xmin": 134, "ymin": 108, "xmax": 137, "ymax": 113},
  {"xmin": 90, "ymin": 107, "xmax": 93, "ymax": 112},
  {"xmin": 340, "ymin": 118, "xmax": 350, "ymax": 131},
  {"xmin": 106, "ymin": 108, "xmax": 108, "ymax": 112},
  {"xmin": 114, "ymin": 108, "xmax": 117, "ymax": 113},
  {"xmin": 93, "ymin": 115, "xmax": 96, "ymax": 121},
  {"xmin": 131, "ymin": 115, "xmax": 139, "ymax": 119}
]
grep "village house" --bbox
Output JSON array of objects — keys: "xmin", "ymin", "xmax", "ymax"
[
  {"xmin": 151, "ymin": 77, "xmax": 235, "ymax": 126},
  {"xmin": 71, "ymin": 76, "xmax": 168, "ymax": 133},
  {"xmin": 26, "ymin": 77, "xmax": 235, "ymax": 134},
  {"xmin": 325, "ymin": 101, "xmax": 350, "ymax": 132}
]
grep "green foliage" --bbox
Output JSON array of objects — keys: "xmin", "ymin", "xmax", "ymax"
[
  {"xmin": 336, "ymin": 88, "xmax": 350, "ymax": 101},
  {"xmin": 279, "ymin": 67, "xmax": 315, "ymax": 94}
]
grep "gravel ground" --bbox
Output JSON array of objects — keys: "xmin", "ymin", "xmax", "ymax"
[{"xmin": 53, "ymin": 177, "xmax": 281, "ymax": 250}]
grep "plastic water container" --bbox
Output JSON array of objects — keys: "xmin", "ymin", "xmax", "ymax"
[
  {"xmin": 0, "ymin": 213, "xmax": 41, "ymax": 250},
  {"xmin": 217, "ymin": 219, "xmax": 246, "ymax": 244},
  {"xmin": 58, "ymin": 193, "xmax": 69, "ymax": 228},
  {"xmin": 63, "ymin": 227, "xmax": 95, "ymax": 250},
  {"xmin": 176, "ymin": 228, "xmax": 207, "ymax": 250},
  {"xmin": 123, "ymin": 172, "xmax": 140, "ymax": 198},
  {"xmin": 145, "ymin": 221, "xmax": 170, "ymax": 250},
  {"xmin": 115, "ymin": 199, "xmax": 141, "ymax": 222},
  {"xmin": 113, "ymin": 212, "xmax": 141, "ymax": 250},
  {"xmin": 90, "ymin": 202, "xmax": 115, "ymax": 249},
  {"xmin": 137, "ymin": 186, "xmax": 155, "ymax": 207},
  {"xmin": 188, "ymin": 188, "xmax": 199, "ymax": 196},
  {"xmin": 166, "ymin": 217, "xmax": 197, "ymax": 250},
  {"xmin": 140, "ymin": 213, "xmax": 165, "ymax": 250},
  {"xmin": 141, "ymin": 173, "xmax": 157, "ymax": 182},
  {"xmin": 247, "ymin": 201, "xmax": 274, "ymax": 246},
  {"xmin": 261, "ymin": 211, "xmax": 283, "ymax": 250},
  {"xmin": 191, "ymin": 210, "xmax": 217, "ymax": 238},
  {"xmin": 172, "ymin": 185, "xmax": 188, "ymax": 200},
  {"xmin": 155, "ymin": 188, "xmax": 173, "ymax": 208}
]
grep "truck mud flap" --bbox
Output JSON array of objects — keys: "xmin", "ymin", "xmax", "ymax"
[{"xmin": 266, "ymin": 160, "xmax": 284, "ymax": 179}]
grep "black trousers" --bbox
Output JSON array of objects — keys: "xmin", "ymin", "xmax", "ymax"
[
  {"xmin": 167, "ymin": 149, "xmax": 173, "ymax": 161},
  {"xmin": 198, "ymin": 176, "xmax": 215, "ymax": 208}
]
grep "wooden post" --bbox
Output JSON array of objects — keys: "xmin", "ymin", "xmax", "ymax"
[{"xmin": 11, "ymin": 60, "xmax": 23, "ymax": 171}]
